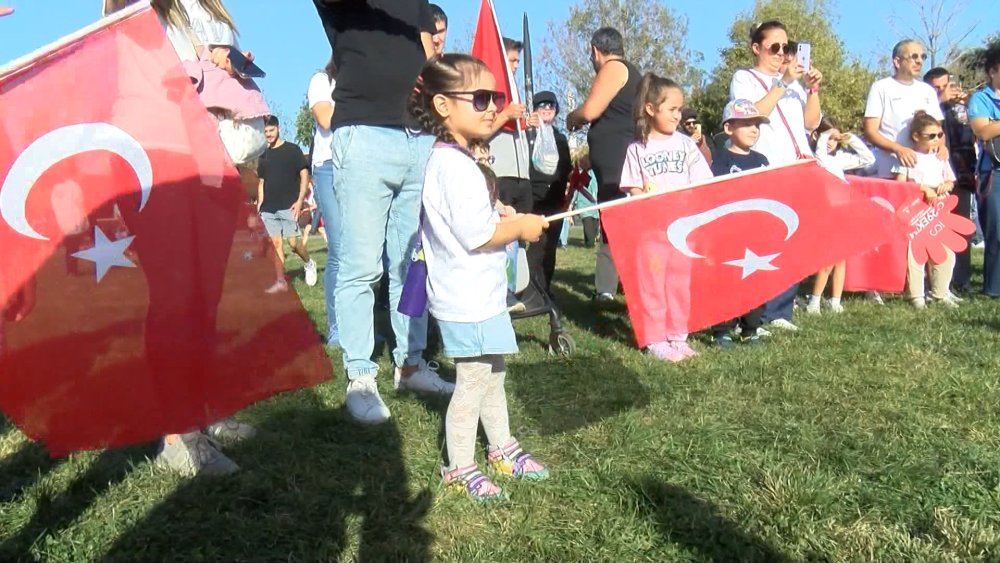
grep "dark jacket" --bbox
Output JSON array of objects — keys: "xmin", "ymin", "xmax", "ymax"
[{"xmin": 528, "ymin": 126, "xmax": 572, "ymax": 215}]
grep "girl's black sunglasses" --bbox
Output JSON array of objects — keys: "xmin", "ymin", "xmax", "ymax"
[{"xmin": 441, "ymin": 90, "xmax": 507, "ymax": 112}]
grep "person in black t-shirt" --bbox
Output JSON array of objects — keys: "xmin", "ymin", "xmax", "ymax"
[
  {"xmin": 256, "ymin": 116, "xmax": 316, "ymax": 293},
  {"xmin": 709, "ymin": 99, "xmax": 772, "ymax": 348},
  {"xmin": 312, "ymin": 0, "xmax": 454, "ymax": 425}
]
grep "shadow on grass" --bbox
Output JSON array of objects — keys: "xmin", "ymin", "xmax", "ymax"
[
  {"xmin": 0, "ymin": 447, "xmax": 149, "ymax": 562},
  {"xmin": 630, "ymin": 477, "xmax": 790, "ymax": 563},
  {"xmin": 97, "ymin": 389, "xmax": 432, "ymax": 562},
  {"xmin": 549, "ymin": 269, "xmax": 634, "ymax": 346}
]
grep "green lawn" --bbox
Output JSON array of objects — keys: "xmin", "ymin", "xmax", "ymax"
[{"xmin": 3, "ymin": 231, "xmax": 1000, "ymax": 562}]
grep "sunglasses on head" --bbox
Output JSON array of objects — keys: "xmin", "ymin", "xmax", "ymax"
[
  {"xmin": 441, "ymin": 90, "xmax": 507, "ymax": 112},
  {"xmin": 764, "ymin": 42, "xmax": 791, "ymax": 55},
  {"xmin": 919, "ymin": 131, "xmax": 944, "ymax": 139},
  {"xmin": 899, "ymin": 53, "xmax": 928, "ymax": 62}
]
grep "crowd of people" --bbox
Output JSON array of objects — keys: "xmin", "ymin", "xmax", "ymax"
[{"xmin": 45, "ymin": 0, "xmax": 1000, "ymax": 500}]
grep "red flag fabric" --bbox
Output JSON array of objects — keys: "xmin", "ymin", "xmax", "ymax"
[
  {"xmin": 601, "ymin": 162, "xmax": 896, "ymax": 348},
  {"xmin": 471, "ymin": 0, "xmax": 521, "ymax": 131},
  {"xmin": 843, "ymin": 177, "xmax": 915, "ymax": 292},
  {"xmin": 0, "ymin": 6, "xmax": 329, "ymax": 455}
]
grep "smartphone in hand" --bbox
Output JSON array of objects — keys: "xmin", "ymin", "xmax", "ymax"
[{"xmin": 796, "ymin": 42, "xmax": 812, "ymax": 72}]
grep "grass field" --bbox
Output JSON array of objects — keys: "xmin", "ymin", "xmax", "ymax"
[{"xmin": 3, "ymin": 230, "xmax": 1000, "ymax": 562}]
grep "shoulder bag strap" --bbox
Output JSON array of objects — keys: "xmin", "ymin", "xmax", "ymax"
[{"xmin": 745, "ymin": 70, "xmax": 805, "ymax": 159}]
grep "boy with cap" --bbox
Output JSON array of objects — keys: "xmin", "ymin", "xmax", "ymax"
[{"xmin": 710, "ymin": 99, "xmax": 772, "ymax": 348}]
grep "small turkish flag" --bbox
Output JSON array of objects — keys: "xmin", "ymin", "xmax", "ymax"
[
  {"xmin": 601, "ymin": 161, "xmax": 896, "ymax": 347},
  {"xmin": 471, "ymin": 0, "xmax": 522, "ymax": 131},
  {"xmin": 0, "ymin": 6, "xmax": 329, "ymax": 455}
]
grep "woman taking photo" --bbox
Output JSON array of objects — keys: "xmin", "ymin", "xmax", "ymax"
[{"xmin": 729, "ymin": 20, "xmax": 823, "ymax": 332}]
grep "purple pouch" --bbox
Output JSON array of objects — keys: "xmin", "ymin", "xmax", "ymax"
[{"xmin": 398, "ymin": 212, "xmax": 428, "ymax": 317}]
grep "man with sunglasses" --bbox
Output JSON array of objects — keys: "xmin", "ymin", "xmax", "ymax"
[
  {"xmin": 680, "ymin": 107, "xmax": 714, "ymax": 164},
  {"xmin": 863, "ymin": 39, "xmax": 946, "ymax": 179}
]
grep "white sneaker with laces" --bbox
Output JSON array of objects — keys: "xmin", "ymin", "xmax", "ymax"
[
  {"xmin": 828, "ymin": 301, "xmax": 845, "ymax": 314},
  {"xmin": 755, "ymin": 327, "xmax": 772, "ymax": 338},
  {"xmin": 394, "ymin": 360, "xmax": 455, "ymax": 394},
  {"xmin": 769, "ymin": 319, "xmax": 800, "ymax": 331},
  {"xmin": 345, "ymin": 379, "xmax": 391, "ymax": 424},
  {"xmin": 806, "ymin": 302, "xmax": 822, "ymax": 315},
  {"xmin": 932, "ymin": 295, "xmax": 960, "ymax": 309},
  {"xmin": 304, "ymin": 259, "xmax": 318, "ymax": 287},
  {"xmin": 946, "ymin": 291, "xmax": 964, "ymax": 303}
]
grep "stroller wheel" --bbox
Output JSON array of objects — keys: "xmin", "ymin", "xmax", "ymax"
[{"xmin": 548, "ymin": 332, "xmax": 576, "ymax": 357}]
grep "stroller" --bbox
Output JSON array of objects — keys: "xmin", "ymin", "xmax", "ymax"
[{"xmin": 506, "ymin": 243, "xmax": 576, "ymax": 357}]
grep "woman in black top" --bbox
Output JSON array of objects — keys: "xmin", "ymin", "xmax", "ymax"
[{"xmin": 566, "ymin": 27, "xmax": 641, "ymax": 300}]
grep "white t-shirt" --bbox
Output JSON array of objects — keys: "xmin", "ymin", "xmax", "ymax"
[
  {"xmin": 864, "ymin": 77, "xmax": 944, "ymax": 177},
  {"xmin": 308, "ymin": 72, "xmax": 336, "ymax": 166},
  {"xmin": 891, "ymin": 151, "xmax": 956, "ymax": 187},
  {"xmin": 422, "ymin": 146, "xmax": 507, "ymax": 323},
  {"xmin": 730, "ymin": 68, "xmax": 814, "ymax": 166}
]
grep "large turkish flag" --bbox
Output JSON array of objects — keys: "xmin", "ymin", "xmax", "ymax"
[
  {"xmin": 601, "ymin": 162, "xmax": 896, "ymax": 347},
  {"xmin": 843, "ymin": 177, "xmax": 915, "ymax": 292},
  {"xmin": 0, "ymin": 5, "xmax": 329, "ymax": 455}
]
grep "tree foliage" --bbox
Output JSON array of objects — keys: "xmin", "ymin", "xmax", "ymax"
[
  {"xmin": 294, "ymin": 98, "xmax": 313, "ymax": 150},
  {"xmin": 690, "ymin": 0, "xmax": 877, "ymax": 135},
  {"xmin": 542, "ymin": 0, "xmax": 703, "ymax": 108}
]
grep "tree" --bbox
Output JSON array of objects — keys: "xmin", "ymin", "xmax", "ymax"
[
  {"xmin": 889, "ymin": 0, "xmax": 978, "ymax": 69},
  {"xmin": 294, "ymin": 98, "xmax": 314, "ymax": 150},
  {"xmin": 690, "ymin": 0, "xmax": 877, "ymax": 135},
  {"xmin": 946, "ymin": 33, "xmax": 1000, "ymax": 90},
  {"xmin": 541, "ymin": 0, "xmax": 703, "ymax": 111}
]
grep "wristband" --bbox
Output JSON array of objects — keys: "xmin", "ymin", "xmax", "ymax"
[{"xmin": 809, "ymin": 85, "xmax": 821, "ymax": 94}]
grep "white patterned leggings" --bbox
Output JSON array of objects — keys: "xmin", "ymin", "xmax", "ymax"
[{"xmin": 445, "ymin": 354, "xmax": 513, "ymax": 469}]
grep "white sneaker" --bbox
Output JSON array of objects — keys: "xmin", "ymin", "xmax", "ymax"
[
  {"xmin": 755, "ymin": 327, "xmax": 772, "ymax": 338},
  {"xmin": 345, "ymin": 379, "xmax": 390, "ymax": 424},
  {"xmin": 394, "ymin": 360, "xmax": 455, "ymax": 394},
  {"xmin": 911, "ymin": 297, "xmax": 927, "ymax": 310},
  {"xmin": 828, "ymin": 301, "xmax": 845, "ymax": 314},
  {"xmin": 265, "ymin": 279, "xmax": 289, "ymax": 294},
  {"xmin": 769, "ymin": 319, "xmax": 800, "ymax": 331},
  {"xmin": 304, "ymin": 259, "xmax": 318, "ymax": 287},
  {"xmin": 806, "ymin": 302, "xmax": 822, "ymax": 315},
  {"xmin": 946, "ymin": 291, "xmax": 964, "ymax": 303},
  {"xmin": 932, "ymin": 295, "xmax": 960, "ymax": 309},
  {"xmin": 866, "ymin": 291, "xmax": 884, "ymax": 305}
]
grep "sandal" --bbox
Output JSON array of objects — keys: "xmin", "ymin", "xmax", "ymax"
[
  {"xmin": 441, "ymin": 464, "xmax": 506, "ymax": 502},
  {"xmin": 487, "ymin": 440, "xmax": 549, "ymax": 481}
]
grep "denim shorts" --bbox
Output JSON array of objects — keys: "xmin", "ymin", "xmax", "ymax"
[
  {"xmin": 437, "ymin": 311, "xmax": 519, "ymax": 359},
  {"xmin": 261, "ymin": 209, "xmax": 300, "ymax": 238}
]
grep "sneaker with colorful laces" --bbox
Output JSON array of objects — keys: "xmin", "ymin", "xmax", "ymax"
[
  {"xmin": 670, "ymin": 340, "xmax": 698, "ymax": 359},
  {"xmin": 441, "ymin": 464, "xmax": 506, "ymax": 502},
  {"xmin": 487, "ymin": 440, "xmax": 549, "ymax": 481},
  {"xmin": 646, "ymin": 341, "xmax": 686, "ymax": 363}
]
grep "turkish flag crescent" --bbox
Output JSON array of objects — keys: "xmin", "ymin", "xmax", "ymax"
[
  {"xmin": 843, "ymin": 176, "xmax": 914, "ymax": 292},
  {"xmin": 0, "ymin": 6, "xmax": 329, "ymax": 455},
  {"xmin": 471, "ymin": 0, "xmax": 522, "ymax": 131},
  {"xmin": 601, "ymin": 161, "xmax": 896, "ymax": 348}
]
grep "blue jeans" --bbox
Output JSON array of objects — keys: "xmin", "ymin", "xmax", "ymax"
[
  {"xmin": 331, "ymin": 126, "xmax": 433, "ymax": 379},
  {"xmin": 979, "ymin": 170, "xmax": 1000, "ymax": 296},
  {"xmin": 763, "ymin": 283, "xmax": 798, "ymax": 323},
  {"xmin": 312, "ymin": 160, "xmax": 340, "ymax": 343}
]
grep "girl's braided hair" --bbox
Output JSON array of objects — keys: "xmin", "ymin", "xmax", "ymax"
[{"xmin": 408, "ymin": 54, "xmax": 491, "ymax": 145}]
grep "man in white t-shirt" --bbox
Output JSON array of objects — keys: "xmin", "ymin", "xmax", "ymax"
[{"xmin": 863, "ymin": 39, "xmax": 946, "ymax": 178}]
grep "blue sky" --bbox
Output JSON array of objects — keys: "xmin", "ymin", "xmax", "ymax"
[{"xmin": 0, "ymin": 0, "xmax": 993, "ymax": 133}]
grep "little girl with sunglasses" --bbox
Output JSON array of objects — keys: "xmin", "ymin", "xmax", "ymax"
[
  {"xmin": 892, "ymin": 110, "xmax": 960, "ymax": 309},
  {"xmin": 409, "ymin": 54, "xmax": 550, "ymax": 502}
]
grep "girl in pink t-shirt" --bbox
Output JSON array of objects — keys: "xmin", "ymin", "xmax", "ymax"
[{"xmin": 619, "ymin": 73, "xmax": 712, "ymax": 363}]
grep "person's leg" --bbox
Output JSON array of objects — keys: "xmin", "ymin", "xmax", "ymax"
[
  {"xmin": 312, "ymin": 160, "xmax": 340, "ymax": 343},
  {"xmin": 269, "ymin": 236, "xmax": 285, "ymax": 277},
  {"xmin": 980, "ymin": 175, "xmax": 1000, "ymax": 296},
  {"xmin": 808, "ymin": 266, "xmax": 832, "ymax": 313},
  {"xmin": 445, "ymin": 357, "xmax": 490, "ymax": 470},
  {"xmin": 481, "ymin": 355, "xmax": 547, "ymax": 480},
  {"xmin": 952, "ymin": 189, "xmax": 973, "ymax": 290},
  {"xmin": 541, "ymin": 218, "xmax": 563, "ymax": 293},
  {"xmin": 763, "ymin": 283, "xmax": 798, "ymax": 324},
  {"xmin": 582, "ymin": 216, "xmax": 598, "ymax": 248},
  {"xmin": 595, "ymin": 185, "xmax": 623, "ymax": 298},
  {"xmin": 928, "ymin": 249, "xmax": 956, "ymax": 301},
  {"xmin": 331, "ymin": 126, "xmax": 402, "ymax": 382},
  {"xmin": 905, "ymin": 244, "xmax": 926, "ymax": 305}
]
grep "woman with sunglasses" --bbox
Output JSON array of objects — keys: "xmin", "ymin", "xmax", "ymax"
[
  {"xmin": 729, "ymin": 20, "xmax": 823, "ymax": 332},
  {"xmin": 862, "ymin": 39, "xmax": 944, "ymax": 179}
]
